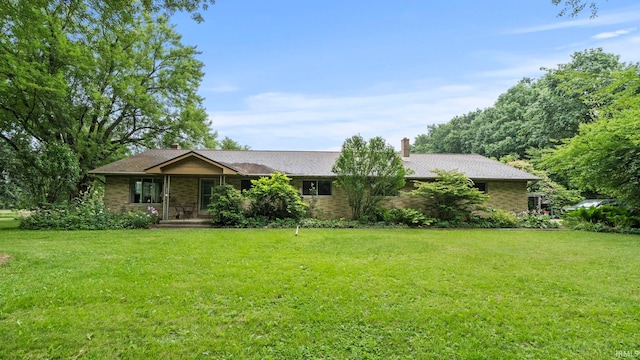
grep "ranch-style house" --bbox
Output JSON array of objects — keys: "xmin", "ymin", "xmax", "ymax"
[{"xmin": 89, "ymin": 139, "xmax": 539, "ymax": 221}]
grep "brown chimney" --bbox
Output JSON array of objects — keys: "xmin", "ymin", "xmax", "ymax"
[
  {"xmin": 170, "ymin": 143, "xmax": 181, "ymax": 149},
  {"xmin": 401, "ymin": 137, "xmax": 410, "ymax": 159}
]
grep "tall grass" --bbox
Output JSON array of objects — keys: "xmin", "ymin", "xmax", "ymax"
[{"xmin": 1, "ymin": 228, "xmax": 638, "ymax": 359}]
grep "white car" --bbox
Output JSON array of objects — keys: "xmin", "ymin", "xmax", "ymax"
[{"xmin": 562, "ymin": 199, "xmax": 615, "ymax": 212}]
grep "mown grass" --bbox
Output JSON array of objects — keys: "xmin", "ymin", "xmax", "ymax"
[
  {"xmin": 0, "ymin": 209, "xmax": 18, "ymax": 219},
  {"xmin": 1, "ymin": 227, "xmax": 639, "ymax": 359}
]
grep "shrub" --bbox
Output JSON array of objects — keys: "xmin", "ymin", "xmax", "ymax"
[
  {"xmin": 384, "ymin": 208, "xmax": 435, "ymax": 227},
  {"xmin": 562, "ymin": 205, "xmax": 640, "ymax": 233},
  {"xmin": 517, "ymin": 215, "xmax": 559, "ymax": 229},
  {"xmin": 477, "ymin": 209, "xmax": 519, "ymax": 228},
  {"xmin": 19, "ymin": 189, "xmax": 158, "ymax": 230},
  {"xmin": 245, "ymin": 172, "xmax": 308, "ymax": 220},
  {"xmin": 412, "ymin": 169, "xmax": 490, "ymax": 223},
  {"xmin": 207, "ymin": 184, "xmax": 245, "ymax": 226}
]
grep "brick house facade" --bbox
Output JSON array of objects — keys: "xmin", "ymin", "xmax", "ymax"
[{"xmin": 90, "ymin": 141, "xmax": 538, "ymax": 221}]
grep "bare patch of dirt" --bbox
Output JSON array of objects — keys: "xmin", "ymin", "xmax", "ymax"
[{"xmin": 0, "ymin": 254, "xmax": 10, "ymax": 266}]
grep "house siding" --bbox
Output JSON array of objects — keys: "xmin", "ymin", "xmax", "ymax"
[
  {"xmin": 486, "ymin": 181, "xmax": 529, "ymax": 213},
  {"xmin": 102, "ymin": 176, "xmax": 530, "ymax": 221}
]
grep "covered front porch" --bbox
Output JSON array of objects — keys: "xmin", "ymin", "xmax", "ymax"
[{"xmin": 144, "ymin": 151, "xmax": 243, "ymax": 221}]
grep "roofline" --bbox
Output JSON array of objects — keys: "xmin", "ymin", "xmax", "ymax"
[{"xmin": 89, "ymin": 172, "xmax": 538, "ymax": 181}]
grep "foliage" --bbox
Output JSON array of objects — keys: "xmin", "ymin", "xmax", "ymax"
[
  {"xmin": 504, "ymin": 158, "xmax": 583, "ymax": 209},
  {"xmin": 332, "ymin": 135, "xmax": 408, "ymax": 220},
  {"xmin": 219, "ymin": 136, "xmax": 250, "ymax": 150},
  {"xmin": 517, "ymin": 215, "xmax": 560, "ymax": 229},
  {"xmin": 0, "ymin": 1, "xmax": 220, "ymax": 205},
  {"xmin": 412, "ymin": 169, "xmax": 490, "ymax": 223},
  {"xmin": 245, "ymin": 172, "xmax": 308, "ymax": 220},
  {"xmin": 206, "ymin": 184, "xmax": 245, "ymax": 226},
  {"xmin": 480, "ymin": 209, "xmax": 520, "ymax": 228},
  {"xmin": 18, "ymin": 189, "xmax": 158, "ymax": 230},
  {"xmin": 412, "ymin": 49, "xmax": 628, "ymax": 160},
  {"xmin": 2, "ymin": 228, "xmax": 639, "ymax": 358},
  {"xmin": 383, "ymin": 208, "xmax": 436, "ymax": 227},
  {"xmin": 542, "ymin": 108, "xmax": 640, "ymax": 207},
  {"xmin": 562, "ymin": 205, "xmax": 640, "ymax": 233},
  {"xmin": 552, "ymin": 0, "xmax": 599, "ymax": 18}
]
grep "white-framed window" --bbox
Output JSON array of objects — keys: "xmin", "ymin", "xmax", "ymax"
[
  {"xmin": 200, "ymin": 178, "xmax": 219, "ymax": 211},
  {"xmin": 130, "ymin": 178, "xmax": 163, "ymax": 203},
  {"xmin": 302, "ymin": 180, "xmax": 332, "ymax": 196}
]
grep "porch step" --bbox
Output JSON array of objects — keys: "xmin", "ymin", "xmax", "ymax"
[{"xmin": 157, "ymin": 219, "xmax": 212, "ymax": 229}]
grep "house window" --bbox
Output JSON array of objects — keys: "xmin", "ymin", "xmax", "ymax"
[
  {"xmin": 241, "ymin": 179, "xmax": 253, "ymax": 192},
  {"xmin": 302, "ymin": 180, "xmax": 332, "ymax": 196},
  {"xmin": 200, "ymin": 179, "xmax": 218, "ymax": 211},
  {"xmin": 130, "ymin": 178, "xmax": 163, "ymax": 203},
  {"xmin": 474, "ymin": 182, "xmax": 487, "ymax": 193}
]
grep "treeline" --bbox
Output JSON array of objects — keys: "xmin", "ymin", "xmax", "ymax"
[
  {"xmin": 412, "ymin": 48, "xmax": 640, "ymax": 208},
  {"xmin": 413, "ymin": 48, "xmax": 632, "ymax": 158}
]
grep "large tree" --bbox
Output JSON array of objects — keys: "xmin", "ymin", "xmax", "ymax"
[
  {"xmin": 542, "ymin": 68, "xmax": 640, "ymax": 207},
  {"xmin": 412, "ymin": 49, "xmax": 628, "ymax": 160},
  {"xmin": 332, "ymin": 135, "xmax": 408, "ymax": 221},
  {"xmin": 0, "ymin": 1, "xmax": 218, "ymax": 204}
]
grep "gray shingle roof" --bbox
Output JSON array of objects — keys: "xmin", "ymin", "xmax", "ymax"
[{"xmin": 89, "ymin": 149, "xmax": 539, "ymax": 181}]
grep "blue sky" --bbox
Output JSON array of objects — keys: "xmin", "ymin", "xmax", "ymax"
[{"xmin": 173, "ymin": 1, "xmax": 640, "ymax": 151}]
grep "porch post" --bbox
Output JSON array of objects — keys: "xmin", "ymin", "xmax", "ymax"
[{"xmin": 163, "ymin": 175, "xmax": 171, "ymax": 221}]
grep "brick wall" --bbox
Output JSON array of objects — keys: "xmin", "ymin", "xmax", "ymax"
[
  {"xmin": 486, "ymin": 181, "xmax": 528, "ymax": 213},
  {"xmin": 104, "ymin": 176, "xmax": 130, "ymax": 213},
  {"xmin": 104, "ymin": 176, "xmax": 529, "ymax": 220}
]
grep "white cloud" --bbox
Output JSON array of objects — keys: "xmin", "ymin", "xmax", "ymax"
[
  {"xmin": 209, "ymin": 83, "xmax": 504, "ymax": 151},
  {"xmin": 592, "ymin": 28, "xmax": 636, "ymax": 39}
]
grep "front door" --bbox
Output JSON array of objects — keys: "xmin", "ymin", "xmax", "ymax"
[{"xmin": 199, "ymin": 178, "xmax": 218, "ymax": 215}]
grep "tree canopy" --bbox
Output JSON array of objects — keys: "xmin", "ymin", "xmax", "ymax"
[
  {"xmin": 412, "ymin": 49, "xmax": 630, "ymax": 160},
  {"xmin": 541, "ymin": 68, "xmax": 640, "ymax": 207},
  {"xmin": 0, "ymin": 0, "xmax": 223, "ymax": 205}
]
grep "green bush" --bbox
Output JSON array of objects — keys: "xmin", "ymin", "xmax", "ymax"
[
  {"xmin": 412, "ymin": 169, "xmax": 490, "ymax": 223},
  {"xmin": 207, "ymin": 184, "xmax": 245, "ymax": 226},
  {"xmin": 245, "ymin": 172, "xmax": 308, "ymax": 220},
  {"xmin": 562, "ymin": 205, "xmax": 640, "ymax": 232},
  {"xmin": 19, "ymin": 190, "xmax": 158, "ymax": 230},
  {"xmin": 517, "ymin": 215, "xmax": 559, "ymax": 229},
  {"xmin": 384, "ymin": 208, "xmax": 435, "ymax": 227},
  {"xmin": 481, "ymin": 209, "xmax": 519, "ymax": 228}
]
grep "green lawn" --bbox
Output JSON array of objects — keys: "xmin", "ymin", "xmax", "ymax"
[{"xmin": 1, "ymin": 226, "xmax": 638, "ymax": 359}]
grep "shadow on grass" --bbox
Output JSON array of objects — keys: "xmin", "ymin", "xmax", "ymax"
[{"xmin": 0, "ymin": 219, "xmax": 20, "ymax": 231}]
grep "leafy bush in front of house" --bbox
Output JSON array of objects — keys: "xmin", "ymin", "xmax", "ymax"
[
  {"xmin": 517, "ymin": 215, "xmax": 559, "ymax": 229},
  {"xmin": 244, "ymin": 172, "xmax": 308, "ymax": 220},
  {"xmin": 207, "ymin": 184, "xmax": 245, "ymax": 226},
  {"xmin": 19, "ymin": 190, "xmax": 158, "ymax": 230},
  {"xmin": 473, "ymin": 209, "xmax": 519, "ymax": 228},
  {"xmin": 412, "ymin": 169, "xmax": 490, "ymax": 224},
  {"xmin": 383, "ymin": 208, "xmax": 436, "ymax": 227}
]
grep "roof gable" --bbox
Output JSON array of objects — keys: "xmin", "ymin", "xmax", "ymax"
[{"xmin": 144, "ymin": 151, "xmax": 240, "ymax": 175}]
